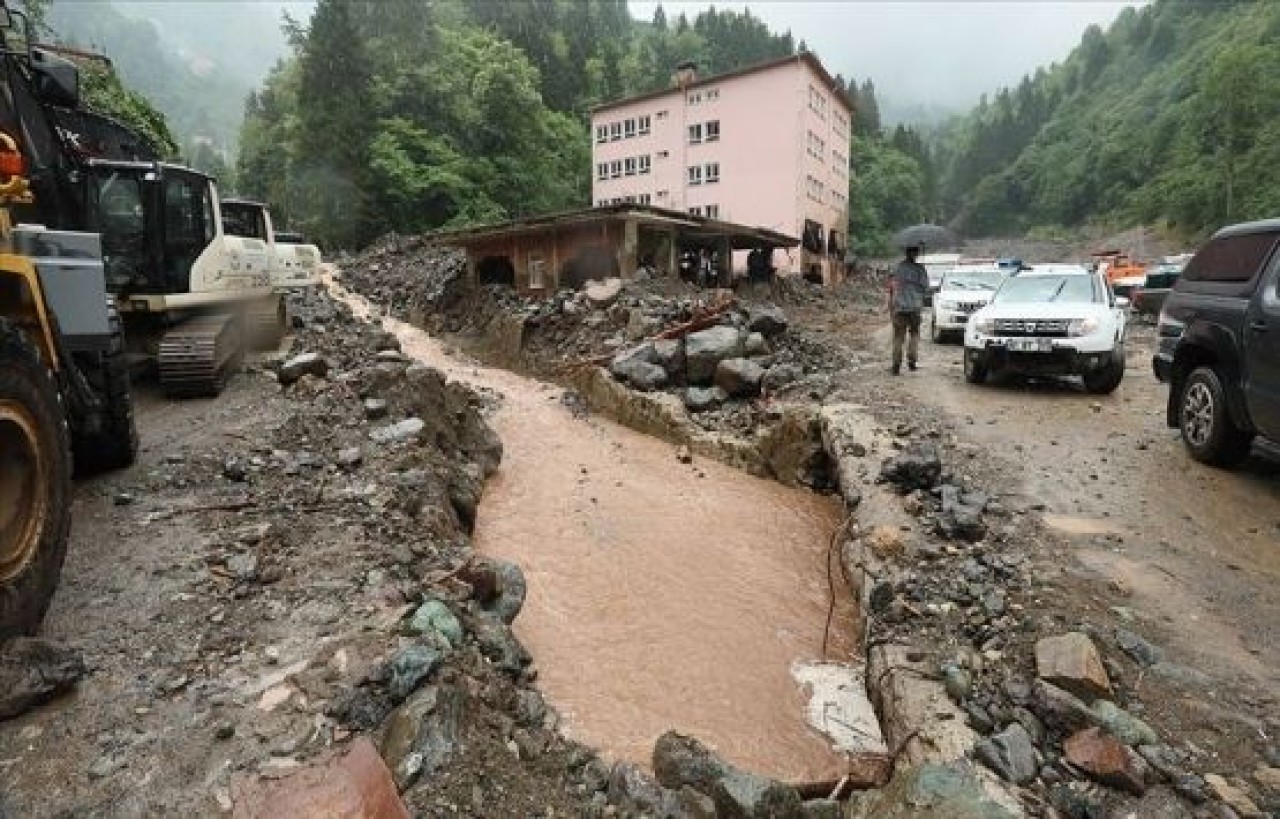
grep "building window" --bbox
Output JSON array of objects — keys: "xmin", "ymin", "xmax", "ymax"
[
  {"xmin": 657, "ymin": 150, "xmax": 670, "ymax": 159},
  {"xmin": 610, "ymin": 122, "xmax": 622, "ymax": 141},
  {"xmin": 624, "ymin": 118, "xmax": 636, "ymax": 138},
  {"xmin": 705, "ymin": 89, "xmax": 719, "ymax": 101},
  {"xmin": 657, "ymin": 190, "xmax": 669, "ymax": 199},
  {"xmin": 687, "ymin": 165, "xmax": 703, "ymax": 186},
  {"xmin": 639, "ymin": 193, "xmax": 652, "ymax": 205},
  {"xmin": 638, "ymin": 155, "xmax": 651, "ymax": 175},
  {"xmin": 625, "ymin": 157, "xmax": 637, "ymax": 176},
  {"xmin": 528, "ymin": 252, "xmax": 546, "ymax": 289},
  {"xmin": 705, "ymin": 120, "xmax": 720, "ymax": 142},
  {"xmin": 705, "ymin": 204, "xmax": 720, "ymax": 219},
  {"xmin": 610, "ymin": 160, "xmax": 622, "ymax": 179},
  {"xmin": 688, "ymin": 91, "xmax": 702, "ymax": 105},
  {"xmin": 596, "ymin": 162, "xmax": 607, "ymax": 181},
  {"xmin": 595, "ymin": 125, "xmax": 607, "ymax": 144},
  {"xmin": 656, "ymin": 110, "xmax": 668, "ymax": 119},
  {"xmin": 704, "ymin": 162, "xmax": 720, "ymax": 184},
  {"xmin": 688, "ymin": 206, "xmax": 703, "ymax": 216},
  {"xmin": 688, "ymin": 123, "xmax": 703, "ymax": 144},
  {"xmin": 638, "ymin": 115, "xmax": 651, "ymax": 135}
]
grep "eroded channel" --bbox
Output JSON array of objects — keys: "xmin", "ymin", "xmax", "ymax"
[{"xmin": 334, "ymin": 280, "xmax": 858, "ymax": 783}]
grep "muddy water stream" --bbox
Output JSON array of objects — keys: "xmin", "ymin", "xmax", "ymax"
[{"xmin": 333, "ymin": 281, "xmax": 857, "ymax": 783}]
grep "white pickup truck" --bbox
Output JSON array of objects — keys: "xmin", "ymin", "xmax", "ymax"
[
  {"xmin": 963, "ymin": 264, "xmax": 1129, "ymax": 394},
  {"xmin": 220, "ymin": 198, "xmax": 322, "ymax": 290},
  {"xmin": 930, "ymin": 263, "xmax": 1007, "ymax": 343}
]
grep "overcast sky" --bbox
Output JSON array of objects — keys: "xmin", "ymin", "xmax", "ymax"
[{"xmin": 630, "ymin": 1, "xmax": 1137, "ymax": 119}]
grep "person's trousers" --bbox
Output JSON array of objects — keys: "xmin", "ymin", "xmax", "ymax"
[{"xmin": 891, "ymin": 311, "xmax": 921, "ymax": 367}]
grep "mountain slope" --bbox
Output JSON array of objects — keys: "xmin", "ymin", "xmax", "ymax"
[{"xmin": 938, "ymin": 0, "xmax": 1280, "ymax": 238}]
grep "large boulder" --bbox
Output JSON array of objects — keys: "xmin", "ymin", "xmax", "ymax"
[
  {"xmin": 879, "ymin": 443, "xmax": 942, "ymax": 492},
  {"xmin": 653, "ymin": 338, "xmax": 686, "ymax": 381},
  {"xmin": 748, "ymin": 306, "xmax": 789, "ymax": 338},
  {"xmin": 652, "ymin": 731, "xmax": 803, "ymax": 818},
  {"xmin": 685, "ymin": 326, "xmax": 744, "ymax": 384},
  {"xmin": 684, "ymin": 386, "xmax": 729, "ymax": 413},
  {"xmin": 1035, "ymin": 632, "xmax": 1113, "ymax": 703},
  {"xmin": 610, "ymin": 343, "xmax": 667, "ymax": 392},
  {"xmin": 714, "ymin": 358, "xmax": 765, "ymax": 398},
  {"xmin": 974, "ymin": 723, "xmax": 1038, "ymax": 785},
  {"xmin": 936, "ymin": 485, "xmax": 986, "ymax": 542},
  {"xmin": 0, "ymin": 638, "xmax": 85, "ymax": 720}
]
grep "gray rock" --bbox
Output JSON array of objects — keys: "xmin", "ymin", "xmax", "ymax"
[
  {"xmin": 684, "ymin": 386, "xmax": 729, "ymax": 413},
  {"xmin": 685, "ymin": 326, "xmax": 744, "ymax": 384},
  {"xmin": 388, "ymin": 645, "xmax": 441, "ymax": 703},
  {"xmin": 1031, "ymin": 680, "xmax": 1100, "ymax": 735},
  {"xmin": 974, "ymin": 723, "xmax": 1039, "ymax": 785},
  {"xmin": 744, "ymin": 332, "xmax": 771, "ymax": 357},
  {"xmin": 585, "ymin": 277, "xmax": 624, "ymax": 309},
  {"xmin": 762, "ymin": 364, "xmax": 802, "ymax": 393},
  {"xmin": 336, "ymin": 447, "xmax": 363, "ymax": 470},
  {"xmin": 515, "ymin": 689, "xmax": 546, "ymax": 727},
  {"xmin": 679, "ymin": 786, "xmax": 718, "ymax": 819},
  {"xmin": 407, "ymin": 600, "xmax": 464, "ymax": 648},
  {"xmin": 472, "ymin": 617, "xmax": 531, "ymax": 676},
  {"xmin": 610, "ymin": 356, "xmax": 668, "ymax": 392},
  {"xmin": 653, "ymin": 731, "xmax": 728, "ymax": 794},
  {"xmin": 379, "ymin": 683, "xmax": 465, "ymax": 789},
  {"xmin": 1115, "ymin": 628, "xmax": 1162, "ymax": 667},
  {"xmin": 802, "ymin": 799, "xmax": 842, "ymax": 819},
  {"xmin": 714, "ymin": 358, "xmax": 765, "ymax": 398},
  {"xmin": 222, "ymin": 458, "xmax": 247, "ymax": 482},
  {"xmin": 608, "ymin": 763, "xmax": 682, "ymax": 816},
  {"xmin": 879, "ymin": 443, "xmax": 942, "ymax": 492},
  {"xmin": 363, "ymin": 397, "xmax": 389, "ymax": 420},
  {"xmin": 462, "ymin": 559, "xmax": 527, "ymax": 624},
  {"xmin": 652, "ymin": 730, "xmax": 802, "ymax": 818},
  {"xmin": 748, "ymin": 306, "xmax": 789, "ymax": 338},
  {"xmin": 847, "ymin": 763, "xmax": 1018, "ymax": 818},
  {"xmin": 278, "ymin": 352, "xmax": 329, "ymax": 385},
  {"xmin": 713, "ymin": 768, "xmax": 805, "ymax": 818},
  {"xmin": 0, "ymin": 638, "xmax": 86, "ymax": 719},
  {"xmin": 653, "ymin": 339, "xmax": 686, "ymax": 380},
  {"xmin": 369, "ymin": 417, "xmax": 426, "ymax": 445},
  {"xmin": 942, "ymin": 665, "xmax": 972, "ymax": 704},
  {"xmin": 937, "ymin": 484, "xmax": 986, "ymax": 541},
  {"xmin": 227, "ymin": 552, "xmax": 258, "ymax": 581},
  {"xmin": 1090, "ymin": 700, "xmax": 1159, "ymax": 746}
]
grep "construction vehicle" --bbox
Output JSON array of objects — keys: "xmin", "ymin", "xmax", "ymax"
[
  {"xmin": 221, "ymin": 197, "xmax": 322, "ymax": 291},
  {"xmin": 1, "ymin": 2, "xmax": 138, "ymax": 637},
  {"xmin": 2, "ymin": 14, "xmax": 288, "ymax": 398},
  {"xmin": 1091, "ymin": 250, "xmax": 1147, "ymax": 297}
]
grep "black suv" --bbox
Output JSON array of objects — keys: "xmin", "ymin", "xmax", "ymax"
[{"xmin": 1153, "ymin": 219, "xmax": 1280, "ymax": 466}]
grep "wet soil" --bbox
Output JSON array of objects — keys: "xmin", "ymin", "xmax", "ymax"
[{"xmin": 338, "ymin": 282, "xmax": 860, "ymax": 784}]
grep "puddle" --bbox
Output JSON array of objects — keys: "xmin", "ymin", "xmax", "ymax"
[{"xmin": 331, "ymin": 279, "xmax": 859, "ymax": 783}]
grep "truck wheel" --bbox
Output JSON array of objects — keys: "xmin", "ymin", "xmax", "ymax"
[
  {"xmin": 963, "ymin": 349, "xmax": 988, "ymax": 384},
  {"xmin": 72, "ymin": 302, "xmax": 138, "ymax": 474},
  {"xmin": 0, "ymin": 317, "xmax": 72, "ymax": 640},
  {"xmin": 1084, "ymin": 347, "xmax": 1126, "ymax": 395},
  {"xmin": 1179, "ymin": 366, "xmax": 1253, "ymax": 467}
]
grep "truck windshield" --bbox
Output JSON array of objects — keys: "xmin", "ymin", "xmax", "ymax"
[
  {"xmin": 945, "ymin": 271, "xmax": 1003, "ymax": 291},
  {"xmin": 994, "ymin": 275, "xmax": 1099, "ymax": 304}
]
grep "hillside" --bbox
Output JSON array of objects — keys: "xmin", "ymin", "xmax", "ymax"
[{"xmin": 937, "ymin": 0, "xmax": 1280, "ymax": 239}]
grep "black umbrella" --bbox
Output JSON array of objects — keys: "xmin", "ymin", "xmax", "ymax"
[{"xmin": 894, "ymin": 224, "xmax": 958, "ymax": 250}]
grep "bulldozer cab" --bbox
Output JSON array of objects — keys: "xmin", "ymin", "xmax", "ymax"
[{"xmin": 84, "ymin": 161, "xmax": 219, "ymax": 296}]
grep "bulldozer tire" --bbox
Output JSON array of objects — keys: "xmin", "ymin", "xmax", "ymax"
[
  {"xmin": 0, "ymin": 316, "xmax": 73, "ymax": 640},
  {"xmin": 72, "ymin": 302, "xmax": 138, "ymax": 474}
]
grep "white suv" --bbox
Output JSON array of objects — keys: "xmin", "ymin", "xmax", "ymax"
[
  {"xmin": 963, "ymin": 265, "xmax": 1128, "ymax": 394},
  {"xmin": 930, "ymin": 264, "xmax": 1006, "ymax": 343}
]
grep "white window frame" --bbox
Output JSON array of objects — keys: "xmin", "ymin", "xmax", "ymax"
[
  {"xmin": 688, "ymin": 91, "xmax": 702, "ymax": 105},
  {"xmin": 610, "ymin": 160, "xmax": 622, "ymax": 179},
  {"xmin": 705, "ymin": 89, "xmax": 719, "ymax": 101},
  {"xmin": 624, "ymin": 157, "xmax": 637, "ymax": 176},
  {"xmin": 705, "ymin": 120, "xmax": 720, "ymax": 142},
  {"xmin": 687, "ymin": 165, "xmax": 703, "ymax": 186},
  {"xmin": 639, "ymin": 193, "xmax": 652, "ymax": 205},
  {"xmin": 704, "ymin": 162, "xmax": 719, "ymax": 184},
  {"xmin": 638, "ymin": 155, "xmax": 651, "ymax": 175},
  {"xmin": 624, "ymin": 118, "xmax": 636, "ymax": 138},
  {"xmin": 688, "ymin": 206, "xmax": 702, "ymax": 216},
  {"xmin": 638, "ymin": 115, "xmax": 651, "ymax": 135},
  {"xmin": 528, "ymin": 251, "xmax": 546, "ymax": 289},
  {"xmin": 705, "ymin": 204, "xmax": 720, "ymax": 219},
  {"xmin": 609, "ymin": 122, "xmax": 622, "ymax": 141},
  {"xmin": 596, "ymin": 162, "xmax": 607, "ymax": 181},
  {"xmin": 688, "ymin": 123, "xmax": 703, "ymax": 144},
  {"xmin": 595, "ymin": 125, "xmax": 607, "ymax": 144}
]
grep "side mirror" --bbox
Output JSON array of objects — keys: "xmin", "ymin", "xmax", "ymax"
[{"xmin": 30, "ymin": 48, "xmax": 81, "ymax": 109}]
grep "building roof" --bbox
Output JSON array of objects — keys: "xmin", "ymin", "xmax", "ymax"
[
  {"xmin": 591, "ymin": 51, "xmax": 854, "ymax": 116},
  {"xmin": 430, "ymin": 203, "xmax": 799, "ymax": 250}
]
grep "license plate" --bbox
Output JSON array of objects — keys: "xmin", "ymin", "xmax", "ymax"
[{"xmin": 1007, "ymin": 338, "xmax": 1053, "ymax": 353}]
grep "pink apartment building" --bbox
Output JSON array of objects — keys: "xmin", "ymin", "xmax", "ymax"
[{"xmin": 591, "ymin": 53, "xmax": 853, "ymax": 284}]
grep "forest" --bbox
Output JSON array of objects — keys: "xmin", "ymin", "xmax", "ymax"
[{"xmin": 934, "ymin": 0, "xmax": 1280, "ymax": 239}]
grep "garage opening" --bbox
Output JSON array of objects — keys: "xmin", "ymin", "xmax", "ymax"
[
  {"xmin": 477, "ymin": 255, "xmax": 515, "ymax": 287},
  {"xmin": 560, "ymin": 245, "xmax": 619, "ymax": 290}
]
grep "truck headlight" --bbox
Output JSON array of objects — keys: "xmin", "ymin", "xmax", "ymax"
[{"xmin": 1068, "ymin": 317, "xmax": 1100, "ymax": 337}]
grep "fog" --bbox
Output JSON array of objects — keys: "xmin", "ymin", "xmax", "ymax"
[{"xmin": 630, "ymin": 1, "xmax": 1138, "ymax": 123}]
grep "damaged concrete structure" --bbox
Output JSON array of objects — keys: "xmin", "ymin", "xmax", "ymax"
[{"xmin": 431, "ymin": 203, "xmax": 797, "ymax": 295}]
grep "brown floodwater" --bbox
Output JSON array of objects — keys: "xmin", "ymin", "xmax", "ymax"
[{"xmin": 333, "ymin": 280, "xmax": 858, "ymax": 783}]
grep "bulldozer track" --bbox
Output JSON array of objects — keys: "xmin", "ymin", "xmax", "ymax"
[{"xmin": 158, "ymin": 314, "xmax": 242, "ymax": 398}]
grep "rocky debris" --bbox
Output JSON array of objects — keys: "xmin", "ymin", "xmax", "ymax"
[
  {"xmin": 1090, "ymin": 700, "xmax": 1158, "ymax": 746},
  {"xmin": 653, "ymin": 338, "xmax": 686, "ymax": 377},
  {"xmin": 231, "ymin": 737, "xmax": 410, "ymax": 818},
  {"xmin": 459, "ymin": 559, "xmax": 527, "ymax": 624},
  {"xmin": 277, "ymin": 351, "xmax": 330, "ymax": 386},
  {"xmin": 470, "ymin": 616, "xmax": 531, "ymax": 676},
  {"xmin": 744, "ymin": 332, "xmax": 771, "ymax": 357},
  {"xmin": 379, "ymin": 683, "xmax": 465, "ymax": 789},
  {"xmin": 609, "ymin": 344, "xmax": 668, "ymax": 392},
  {"xmin": 0, "ymin": 638, "xmax": 86, "ymax": 720},
  {"xmin": 748, "ymin": 305, "xmax": 789, "ymax": 338},
  {"xmin": 685, "ymin": 325, "xmax": 745, "ymax": 384},
  {"xmin": 761, "ymin": 363, "xmax": 801, "ymax": 394},
  {"xmin": 936, "ymin": 484, "xmax": 986, "ymax": 541},
  {"xmin": 1035, "ymin": 632, "xmax": 1113, "ymax": 702},
  {"xmin": 846, "ymin": 763, "xmax": 1019, "ymax": 818},
  {"xmin": 975, "ymin": 723, "xmax": 1038, "ymax": 785},
  {"xmin": 388, "ymin": 645, "xmax": 441, "ymax": 703},
  {"xmin": 652, "ymin": 730, "xmax": 803, "ymax": 818},
  {"xmin": 684, "ymin": 386, "xmax": 729, "ymax": 412},
  {"xmin": 1204, "ymin": 774, "xmax": 1264, "ymax": 818},
  {"xmin": 713, "ymin": 357, "xmax": 765, "ymax": 398},
  {"xmin": 584, "ymin": 277, "xmax": 624, "ymax": 309},
  {"xmin": 880, "ymin": 443, "xmax": 942, "ymax": 492},
  {"xmin": 1032, "ymin": 680, "xmax": 1099, "ymax": 735},
  {"xmin": 369, "ymin": 417, "xmax": 426, "ymax": 445},
  {"xmin": 406, "ymin": 600, "xmax": 463, "ymax": 648},
  {"xmin": 1114, "ymin": 628, "xmax": 1162, "ymax": 667},
  {"xmin": 363, "ymin": 397, "xmax": 389, "ymax": 420},
  {"xmin": 1063, "ymin": 727, "xmax": 1149, "ymax": 795}
]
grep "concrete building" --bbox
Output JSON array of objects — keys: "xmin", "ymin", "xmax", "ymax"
[{"xmin": 591, "ymin": 53, "xmax": 853, "ymax": 284}]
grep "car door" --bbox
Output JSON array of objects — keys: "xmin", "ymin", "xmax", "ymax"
[{"xmin": 1243, "ymin": 257, "xmax": 1280, "ymax": 439}]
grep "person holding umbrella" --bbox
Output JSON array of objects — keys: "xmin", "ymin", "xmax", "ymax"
[{"xmin": 887, "ymin": 243, "xmax": 930, "ymax": 374}]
